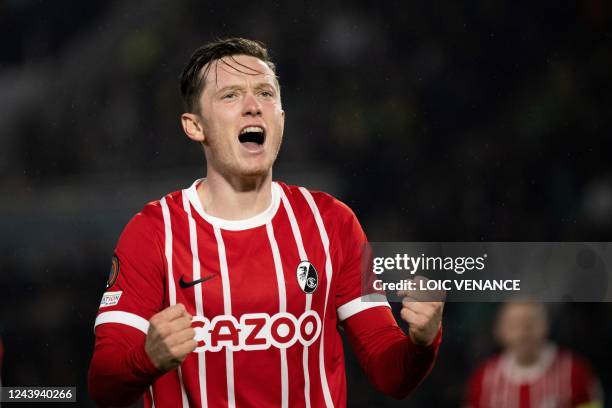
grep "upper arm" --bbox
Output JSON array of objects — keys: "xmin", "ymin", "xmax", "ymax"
[
  {"xmin": 330, "ymin": 199, "xmax": 390, "ymax": 322},
  {"xmin": 94, "ymin": 207, "xmax": 166, "ymax": 338}
]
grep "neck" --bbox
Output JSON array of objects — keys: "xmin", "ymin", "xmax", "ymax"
[
  {"xmin": 514, "ymin": 344, "xmax": 545, "ymax": 367},
  {"xmin": 197, "ymin": 169, "xmax": 273, "ymax": 220}
]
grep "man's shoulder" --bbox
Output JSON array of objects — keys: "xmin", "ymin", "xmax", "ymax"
[
  {"xmin": 125, "ymin": 188, "xmax": 184, "ymax": 233},
  {"xmin": 554, "ymin": 347, "xmax": 594, "ymax": 374},
  {"xmin": 276, "ymin": 181, "xmax": 356, "ymax": 221}
]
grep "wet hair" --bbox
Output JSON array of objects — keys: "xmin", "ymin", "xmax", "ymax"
[{"xmin": 179, "ymin": 37, "xmax": 277, "ymax": 113}]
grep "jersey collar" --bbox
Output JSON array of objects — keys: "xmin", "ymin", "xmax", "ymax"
[
  {"xmin": 185, "ymin": 178, "xmax": 282, "ymax": 231},
  {"xmin": 500, "ymin": 343, "xmax": 557, "ymax": 384}
]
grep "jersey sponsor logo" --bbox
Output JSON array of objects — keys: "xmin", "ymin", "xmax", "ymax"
[
  {"xmin": 179, "ymin": 274, "xmax": 216, "ymax": 288},
  {"xmin": 106, "ymin": 255, "xmax": 120, "ymax": 288},
  {"xmin": 99, "ymin": 291, "xmax": 122, "ymax": 308},
  {"xmin": 296, "ymin": 260, "xmax": 318, "ymax": 294},
  {"xmin": 191, "ymin": 310, "xmax": 321, "ymax": 352}
]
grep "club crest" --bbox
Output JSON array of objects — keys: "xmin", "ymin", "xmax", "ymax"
[{"xmin": 296, "ymin": 261, "xmax": 318, "ymax": 294}]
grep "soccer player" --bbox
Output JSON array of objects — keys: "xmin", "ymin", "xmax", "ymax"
[
  {"xmin": 88, "ymin": 38, "xmax": 443, "ymax": 407},
  {"xmin": 465, "ymin": 302, "xmax": 602, "ymax": 408}
]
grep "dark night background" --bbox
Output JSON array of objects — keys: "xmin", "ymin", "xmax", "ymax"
[{"xmin": 0, "ymin": 0, "xmax": 611, "ymax": 406}]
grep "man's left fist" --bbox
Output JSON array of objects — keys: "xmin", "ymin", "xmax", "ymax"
[{"xmin": 398, "ymin": 276, "xmax": 445, "ymax": 346}]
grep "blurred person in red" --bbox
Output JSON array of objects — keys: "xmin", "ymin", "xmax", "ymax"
[
  {"xmin": 465, "ymin": 301, "xmax": 602, "ymax": 408},
  {"xmin": 88, "ymin": 38, "xmax": 443, "ymax": 407}
]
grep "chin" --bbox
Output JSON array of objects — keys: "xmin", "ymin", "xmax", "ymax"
[{"xmin": 236, "ymin": 164, "xmax": 272, "ymax": 178}]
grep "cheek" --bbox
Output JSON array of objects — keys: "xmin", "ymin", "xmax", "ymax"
[
  {"xmin": 209, "ymin": 103, "xmax": 239, "ymax": 126},
  {"xmin": 270, "ymin": 111, "xmax": 285, "ymax": 136},
  {"xmin": 207, "ymin": 119, "xmax": 236, "ymax": 145}
]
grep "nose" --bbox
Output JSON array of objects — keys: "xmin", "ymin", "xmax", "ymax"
[{"xmin": 242, "ymin": 92, "xmax": 262, "ymax": 117}]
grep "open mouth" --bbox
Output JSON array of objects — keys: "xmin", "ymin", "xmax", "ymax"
[{"xmin": 239, "ymin": 126, "xmax": 266, "ymax": 146}]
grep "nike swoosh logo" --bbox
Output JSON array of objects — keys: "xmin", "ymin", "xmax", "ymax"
[{"xmin": 179, "ymin": 274, "xmax": 216, "ymax": 288}]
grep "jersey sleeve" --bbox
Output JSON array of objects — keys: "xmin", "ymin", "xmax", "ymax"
[
  {"xmin": 89, "ymin": 204, "xmax": 166, "ymax": 406},
  {"xmin": 95, "ymin": 205, "xmax": 166, "ymax": 330},
  {"xmin": 329, "ymin": 197, "xmax": 441, "ymax": 399},
  {"xmin": 343, "ymin": 306, "xmax": 442, "ymax": 399},
  {"xmin": 571, "ymin": 354, "xmax": 604, "ymax": 407},
  {"xmin": 331, "ymin": 199, "xmax": 390, "ymax": 322}
]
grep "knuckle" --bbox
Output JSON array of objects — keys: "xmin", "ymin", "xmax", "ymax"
[
  {"xmin": 168, "ymin": 346, "xmax": 180, "ymax": 358},
  {"xmin": 158, "ymin": 325, "xmax": 171, "ymax": 337},
  {"xmin": 173, "ymin": 345, "xmax": 188, "ymax": 358}
]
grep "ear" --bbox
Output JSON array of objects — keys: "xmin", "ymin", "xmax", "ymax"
[{"xmin": 181, "ymin": 113, "xmax": 206, "ymax": 143}]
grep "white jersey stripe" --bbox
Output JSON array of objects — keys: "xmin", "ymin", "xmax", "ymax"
[
  {"xmin": 336, "ymin": 295, "xmax": 391, "ymax": 321},
  {"xmin": 182, "ymin": 191, "xmax": 208, "ymax": 408},
  {"xmin": 542, "ymin": 361, "xmax": 549, "ymax": 408},
  {"xmin": 299, "ymin": 187, "xmax": 334, "ymax": 408},
  {"xmin": 161, "ymin": 197, "xmax": 177, "ymax": 306},
  {"xmin": 266, "ymin": 222, "xmax": 289, "ymax": 408},
  {"xmin": 530, "ymin": 375, "xmax": 537, "ymax": 408},
  {"xmin": 492, "ymin": 359, "xmax": 502, "ymax": 407},
  {"xmin": 481, "ymin": 362, "xmax": 492, "ymax": 407},
  {"xmin": 500, "ymin": 362, "xmax": 509, "ymax": 407},
  {"xmin": 280, "ymin": 190, "xmax": 308, "ymax": 261},
  {"xmin": 160, "ymin": 197, "xmax": 189, "ymax": 408},
  {"xmin": 213, "ymin": 226, "xmax": 235, "ymax": 408},
  {"xmin": 94, "ymin": 311, "xmax": 149, "ymax": 334},
  {"xmin": 279, "ymin": 189, "xmax": 312, "ymax": 408},
  {"xmin": 563, "ymin": 352, "xmax": 572, "ymax": 402},
  {"xmin": 266, "ymin": 222, "xmax": 287, "ymax": 312}
]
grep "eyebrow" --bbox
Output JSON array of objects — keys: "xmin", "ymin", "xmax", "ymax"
[{"xmin": 214, "ymin": 82, "xmax": 277, "ymax": 95}]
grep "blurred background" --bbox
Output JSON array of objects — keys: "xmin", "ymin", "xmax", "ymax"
[{"xmin": 1, "ymin": 0, "xmax": 611, "ymax": 406}]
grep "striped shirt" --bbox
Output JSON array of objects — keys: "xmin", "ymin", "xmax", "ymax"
[
  {"xmin": 93, "ymin": 179, "xmax": 394, "ymax": 407},
  {"xmin": 466, "ymin": 344, "xmax": 602, "ymax": 408}
]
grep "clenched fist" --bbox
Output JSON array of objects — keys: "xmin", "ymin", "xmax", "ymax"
[
  {"xmin": 145, "ymin": 303, "xmax": 197, "ymax": 371},
  {"xmin": 398, "ymin": 276, "xmax": 445, "ymax": 346}
]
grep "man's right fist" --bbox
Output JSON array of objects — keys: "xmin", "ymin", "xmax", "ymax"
[{"xmin": 145, "ymin": 303, "xmax": 196, "ymax": 372}]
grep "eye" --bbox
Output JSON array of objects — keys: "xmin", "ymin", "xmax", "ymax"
[
  {"xmin": 259, "ymin": 90, "xmax": 274, "ymax": 98},
  {"xmin": 222, "ymin": 92, "xmax": 237, "ymax": 100}
]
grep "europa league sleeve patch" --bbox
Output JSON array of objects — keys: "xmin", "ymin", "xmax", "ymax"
[{"xmin": 106, "ymin": 254, "xmax": 120, "ymax": 288}]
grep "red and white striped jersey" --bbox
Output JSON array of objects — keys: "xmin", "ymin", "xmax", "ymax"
[
  {"xmin": 93, "ymin": 179, "xmax": 392, "ymax": 408},
  {"xmin": 466, "ymin": 344, "xmax": 602, "ymax": 408}
]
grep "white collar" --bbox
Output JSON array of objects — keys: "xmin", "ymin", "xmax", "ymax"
[
  {"xmin": 500, "ymin": 343, "xmax": 557, "ymax": 384},
  {"xmin": 185, "ymin": 178, "xmax": 282, "ymax": 231}
]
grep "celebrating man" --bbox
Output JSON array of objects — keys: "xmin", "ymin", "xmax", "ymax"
[{"xmin": 88, "ymin": 38, "xmax": 443, "ymax": 407}]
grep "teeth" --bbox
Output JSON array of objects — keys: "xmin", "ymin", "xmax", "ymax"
[{"xmin": 240, "ymin": 126, "xmax": 264, "ymax": 135}]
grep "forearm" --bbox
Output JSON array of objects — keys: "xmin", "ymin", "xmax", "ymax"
[
  {"xmin": 367, "ymin": 328, "xmax": 440, "ymax": 398},
  {"xmin": 344, "ymin": 306, "xmax": 441, "ymax": 399},
  {"xmin": 88, "ymin": 327, "xmax": 162, "ymax": 407}
]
